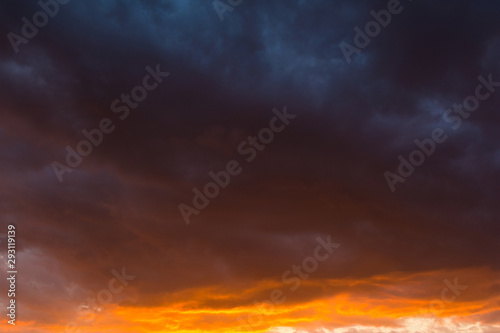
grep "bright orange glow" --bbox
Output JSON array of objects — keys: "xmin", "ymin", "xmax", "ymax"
[{"xmin": 7, "ymin": 267, "xmax": 500, "ymax": 333}]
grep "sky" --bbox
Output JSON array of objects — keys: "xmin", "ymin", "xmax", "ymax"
[{"xmin": 0, "ymin": 0, "xmax": 500, "ymax": 332}]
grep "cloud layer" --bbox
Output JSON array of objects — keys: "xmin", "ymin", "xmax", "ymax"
[{"xmin": 0, "ymin": 0, "xmax": 499, "ymax": 332}]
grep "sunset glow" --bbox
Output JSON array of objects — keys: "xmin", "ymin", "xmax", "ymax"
[{"xmin": 1, "ymin": 0, "xmax": 500, "ymax": 332}]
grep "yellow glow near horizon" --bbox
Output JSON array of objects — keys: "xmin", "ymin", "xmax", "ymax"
[{"xmin": 10, "ymin": 269, "xmax": 500, "ymax": 333}]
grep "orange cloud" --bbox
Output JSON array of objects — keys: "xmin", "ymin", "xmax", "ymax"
[{"xmin": 11, "ymin": 266, "xmax": 498, "ymax": 333}]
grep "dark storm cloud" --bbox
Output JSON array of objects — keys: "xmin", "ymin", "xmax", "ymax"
[{"xmin": 0, "ymin": 0, "xmax": 499, "ymax": 327}]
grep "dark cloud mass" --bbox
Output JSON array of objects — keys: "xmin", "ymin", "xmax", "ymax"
[{"xmin": 0, "ymin": 0, "xmax": 499, "ymax": 332}]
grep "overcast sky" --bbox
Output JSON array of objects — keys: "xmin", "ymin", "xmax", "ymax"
[{"xmin": 0, "ymin": 0, "xmax": 499, "ymax": 332}]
